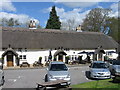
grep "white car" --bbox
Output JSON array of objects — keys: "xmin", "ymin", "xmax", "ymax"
[
  {"xmin": 0, "ymin": 63, "xmax": 4, "ymax": 86},
  {"xmin": 45, "ymin": 61, "xmax": 71, "ymax": 86},
  {"xmin": 89, "ymin": 61, "xmax": 111, "ymax": 79}
]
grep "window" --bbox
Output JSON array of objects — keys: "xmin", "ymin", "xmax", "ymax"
[
  {"xmin": 19, "ymin": 55, "xmax": 22, "ymax": 59},
  {"xmin": 23, "ymin": 55, "xmax": 26, "ymax": 59},
  {"xmin": 18, "ymin": 48, "xmax": 22, "ymax": 52},
  {"xmin": 45, "ymin": 56, "xmax": 47, "ymax": 61},
  {"xmin": 19, "ymin": 55, "xmax": 26, "ymax": 59},
  {"xmin": 25, "ymin": 48, "xmax": 27, "ymax": 52},
  {"xmin": 72, "ymin": 56, "xmax": 74, "ymax": 60}
]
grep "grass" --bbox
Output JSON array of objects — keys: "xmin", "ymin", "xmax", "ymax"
[{"xmin": 71, "ymin": 79, "xmax": 120, "ymax": 88}]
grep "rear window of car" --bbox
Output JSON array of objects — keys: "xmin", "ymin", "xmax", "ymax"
[{"xmin": 49, "ymin": 64, "xmax": 68, "ymax": 71}]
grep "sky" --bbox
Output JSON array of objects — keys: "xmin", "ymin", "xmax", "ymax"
[{"xmin": 0, "ymin": 0, "xmax": 119, "ymax": 28}]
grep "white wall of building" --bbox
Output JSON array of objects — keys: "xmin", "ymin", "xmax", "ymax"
[{"xmin": 0, "ymin": 49, "xmax": 118, "ymax": 66}]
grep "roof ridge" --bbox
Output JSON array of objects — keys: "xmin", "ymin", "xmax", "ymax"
[{"xmin": 1, "ymin": 26, "xmax": 103, "ymax": 35}]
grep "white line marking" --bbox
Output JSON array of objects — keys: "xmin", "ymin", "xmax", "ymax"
[
  {"xmin": 14, "ymin": 79, "xmax": 16, "ymax": 82},
  {"xmin": 85, "ymin": 77, "xmax": 89, "ymax": 80},
  {"xmin": 18, "ymin": 76, "xmax": 21, "ymax": 78},
  {"xmin": 8, "ymin": 79, "xmax": 17, "ymax": 82},
  {"xmin": 82, "ymin": 71, "xmax": 85, "ymax": 72}
]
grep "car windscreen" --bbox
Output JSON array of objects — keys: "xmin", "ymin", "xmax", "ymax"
[
  {"xmin": 113, "ymin": 61, "xmax": 120, "ymax": 65},
  {"xmin": 49, "ymin": 64, "xmax": 68, "ymax": 71},
  {"xmin": 92, "ymin": 63, "xmax": 108, "ymax": 68}
]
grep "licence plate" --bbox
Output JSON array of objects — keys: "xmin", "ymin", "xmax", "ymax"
[{"xmin": 61, "ymin": 83, "xmax": 67, "ymax": 85}]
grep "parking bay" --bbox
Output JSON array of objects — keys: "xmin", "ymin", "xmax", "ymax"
[{"xmin": 2, "ymin": 65, "xmax": 92, "ymax": 88}]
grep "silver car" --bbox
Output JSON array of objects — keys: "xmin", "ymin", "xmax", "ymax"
[
  {"xmin": 45, "ymin": 61, "xmax": 71, "ymax": 86},
  {"xmin": 89, "ymin": 61, "xmax": 111, "ymax": 79},
  {"xmin": 109, "ymin": 60, "xmax": 120, "ymax": 75},
  {"xmin": 0, "ymin": 63, "xmax": 4, "ymax": 86}
]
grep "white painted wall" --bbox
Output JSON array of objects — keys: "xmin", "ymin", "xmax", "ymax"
[{"xmin": 0, "ymin": 49, "xmax": 118, "ymax": 66}]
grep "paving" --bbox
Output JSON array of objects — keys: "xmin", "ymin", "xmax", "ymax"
[{"xmin": 1, "ymin": 65, "xmax": 92, "ymax": 88}]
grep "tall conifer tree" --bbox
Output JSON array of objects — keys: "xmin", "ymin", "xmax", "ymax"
[{"xmin": 46, "ymin": 6, "xmax": 61, "ymax": 29}]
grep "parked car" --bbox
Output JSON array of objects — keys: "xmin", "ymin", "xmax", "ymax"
[
  {"xmin": 109, "ymin": 60, "xmax": 120, "ymax": 76},
  {"xmin": 89, "ymin": 61, "xmax": 111, "ymax": 79},
  {"xmin": 45, "ymin": 61, "xmax": 71, "ymax": 86},
  {"xmin": 0, "ymin": 63, "xmax": 4, "ymax": 86},
  {"xmin": 20, "ymin": 62, "xmax": 30, "ymax": 67}
]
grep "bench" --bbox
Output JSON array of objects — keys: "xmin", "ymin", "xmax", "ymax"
[{"xmin": 36, "ymin": 80, "xmax": 71, "ymax": 90}]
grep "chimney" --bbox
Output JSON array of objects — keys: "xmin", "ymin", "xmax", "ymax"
[
  {"xmin": 76, "ymin": 25, "xmax": 82, "ymax": 32},
  {"xmin": 29, "ymin": 20, "xmax": 37, "ymax": 29}
]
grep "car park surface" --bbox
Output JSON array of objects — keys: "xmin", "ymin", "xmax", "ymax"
[{"xmin": 2, "ymin": 65, "xmax": 92, "ymax": 88}]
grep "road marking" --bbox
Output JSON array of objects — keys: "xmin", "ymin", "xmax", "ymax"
[
  {"xmin": 0, "ymin": 86, "xmax": 3, "ymax": 89},
  {"xmin": 18, "ymin": 76, "xmax": 21, "ymax": 78},
  {"xmin": 8, "ymin": 79, "xmax": 17, "ymax": 82},
  {"xmin": 14, "ymin": 79, "xmax": 17, "ymax": 82},
  {"xmin": 85, "ymin": 77, "xmax": 89, "ymax": 80},
  {"xmin": 82, "ymin": 71, "xmax": 85, "ymax": 72}
]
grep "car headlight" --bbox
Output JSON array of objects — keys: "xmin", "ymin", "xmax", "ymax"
[
  {"xmin": 66, "ymin": 74, "xmax": 70, "ymax": 78},
  {"xmin": 49, "ymin": 74, "xmax": 54, "ymax": 79},
  {"xmin": 91, "ymin": 71, "xmax": 97, "ymax": 74},
  {"xmin": 105, "ymin": 72, "xmax": 110, "ymax": 74}
]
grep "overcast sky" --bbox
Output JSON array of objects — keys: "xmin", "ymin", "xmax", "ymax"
[{"xmin": 0, "ymin": 0, "xmax": 119, "ymax": 27}]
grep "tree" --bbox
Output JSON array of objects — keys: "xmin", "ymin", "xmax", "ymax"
[
  {"xmin": 61, "ymin": 18, "xmax": 79, "ymax": 31},
  {"xmin": 108, "ymin": 17, "xmax": 119, "ymax": 44},
  {"xmin": 46, "ymin": 6, "xmax": 61, "ymax": 29},
  {"xmin": 14, "ymin": 19, "xmax": 20, "ymax": 27},
  {"xmin": 82, "ymin": 8, "xmax": 111, "ymax": 34},
  {"xmin": 6, "ymin": 18, "xmax": 14, "ymax": 27},
  {"xmin": 1, "ymin": 18, "xmax": 7, "ymax": 26}
]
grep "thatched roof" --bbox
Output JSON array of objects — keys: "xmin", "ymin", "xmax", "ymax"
[{"xmin": 0, "ymin": 27, "xmax": 119, "ymax": 50}]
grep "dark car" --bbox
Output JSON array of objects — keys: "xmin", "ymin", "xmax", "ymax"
[{"xmin": 20, "ymin": 62, "xmax": 30, "ymax": 67}]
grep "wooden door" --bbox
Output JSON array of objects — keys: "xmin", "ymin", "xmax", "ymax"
[
  {"xmin": 58, "ymin": 55, "xmax": 63, "ymax": 62},
  {"xmin": 7, "ymin": 55, "xmax": 13, "ymax": 67}
]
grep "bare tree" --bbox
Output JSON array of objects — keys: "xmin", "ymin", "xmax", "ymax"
[{"xmin": 61, "ymin": 18, "xmax": 79, "ymax": 31}]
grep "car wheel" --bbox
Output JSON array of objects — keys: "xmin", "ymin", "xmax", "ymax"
[
  {"xmin": 45, "ymin": 74, "xmax": 48, "ymax": 82},
  {"xmin": 89, "ymin": 72, "xmax": 93, "ymax": 79}
]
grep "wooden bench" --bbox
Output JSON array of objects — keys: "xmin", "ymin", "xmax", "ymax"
[{"xmin": 36, "ymin": 80, "xmax": 71, "ymax": 90}]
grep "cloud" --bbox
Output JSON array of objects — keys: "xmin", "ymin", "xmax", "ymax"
[
  {"xmin": 53, "ymin": 0, "xmax": 119, "ymax": 8},
  {"xmin": 57, "ymin": 2, "xmax": 98, "ymax": 8},
  {"xmin": 53, "ymin": 0, "xmax": 119, "ymax": 2},
  {"xmin": 0, "ymin": 0, "xmax": 16, "ymax": 12},
  {"xmin": 110, "ymin": 3, "xmax": 118, "ymax": 12},
  {"xmin": 109, "ymin": 3, "xmax": 118, "ymax": 17},
  {"xmin": 44, "ymin": 6, "xmax": 90, "ymax": 28},
  {"xmin": 0, "ymin": 12, "xmax": 39, "ymax": 24}
]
